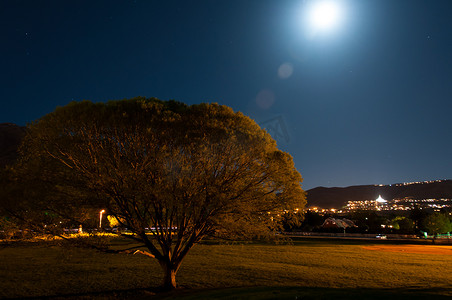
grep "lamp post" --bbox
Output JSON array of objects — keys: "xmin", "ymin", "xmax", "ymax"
[{"xmin": 99, "ymin": 209, "xmax": 105, "ymax": 229}]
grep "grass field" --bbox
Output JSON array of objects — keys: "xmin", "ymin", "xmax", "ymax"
[{"xmin": 0, "ymin": 238, "xmax": 451, "ymax": 299}]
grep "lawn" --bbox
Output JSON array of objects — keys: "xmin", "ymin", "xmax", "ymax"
[{"xmin": 0, "ymin": 238, "xmax": 451, "ymax": 299}]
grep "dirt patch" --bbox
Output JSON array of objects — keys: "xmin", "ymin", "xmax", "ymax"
[{"xmin": 363, "ymin": 245, "xmax": 452, "ymax": 255}]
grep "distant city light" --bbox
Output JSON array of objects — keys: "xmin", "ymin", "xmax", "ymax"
[
  {"xmin": 345, "ymin": 197, "xmax": 452, "ymax": 212},
  {"xmin": 376, "ymin": 195, "xmax": 387, "ymax": 203}
]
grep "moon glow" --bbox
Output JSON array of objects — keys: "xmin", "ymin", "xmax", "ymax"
[{"xmin": 308, "ymin": 1, "xmax": 343, "ymax": 32}]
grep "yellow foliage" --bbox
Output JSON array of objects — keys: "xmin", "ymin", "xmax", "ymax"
[{"xmin": 107, "ymin": 215, "xmax": 125, "ymax": 227}]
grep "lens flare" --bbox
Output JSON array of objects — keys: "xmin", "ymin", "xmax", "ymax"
[
  {"xmin": 256, "ymin": 89, "xmax": 275, "ymax": 109},
  {"xmin": 278, "ymin": 63, "xmax": 294, "ymax": 79}
]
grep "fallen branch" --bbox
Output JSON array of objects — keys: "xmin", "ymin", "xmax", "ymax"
[{"xmin": 119, "ymin": 249, "xmax": 155, "ymax": 258}]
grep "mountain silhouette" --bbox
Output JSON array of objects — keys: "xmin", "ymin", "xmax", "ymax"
[{"xmin": 306, "ymin": 180, "xmax": 452, "ymax": 208}]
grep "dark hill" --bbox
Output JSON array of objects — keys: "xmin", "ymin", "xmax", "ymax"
[
  {"xmin": 306, "ymin": 180, "xmax": 452, "ymax": 208},
  {"xmin": 0, "ymin": 123, "xmax": 26, "ymax": 168}
]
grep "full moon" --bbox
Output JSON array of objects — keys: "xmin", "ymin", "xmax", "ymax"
[{"xmin": 308, "ymin": 1, "xmax": 343, "ymax": 31}]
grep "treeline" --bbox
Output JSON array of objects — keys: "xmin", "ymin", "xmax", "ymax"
[{"xmin": 281, "ymin": 208, "xmax": 452, "ymax": 237}]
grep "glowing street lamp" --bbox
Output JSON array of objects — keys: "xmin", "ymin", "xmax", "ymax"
[{"xmin": 99, "ymin": 209, "xmax": 105, "ymax": 229}]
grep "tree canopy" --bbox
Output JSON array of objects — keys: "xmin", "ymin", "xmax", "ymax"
[
  {"xmin": 421, "ymin": 212, "xmax": 452, "ymax": 241},
  {"xmin": 14, "ymin": 98, "xmax": 306, "ymax": 289}
]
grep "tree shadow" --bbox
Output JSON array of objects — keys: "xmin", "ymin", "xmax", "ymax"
[
  {"xmin": 12, "ymin": 286, "xmax": 452, "ymax": 299},
  {"xmin": 153, "ymin": 286, "xmax": 452, "ymax": 300}
]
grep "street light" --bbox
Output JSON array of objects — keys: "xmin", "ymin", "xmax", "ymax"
[{"xmin": 99, "ymin": 209, "xmax": 105, "ymax": 229}]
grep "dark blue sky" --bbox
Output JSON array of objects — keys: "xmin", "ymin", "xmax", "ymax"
[{"xmin": 1, "ymin": 0, "xmax": 451, "ymax": 189}]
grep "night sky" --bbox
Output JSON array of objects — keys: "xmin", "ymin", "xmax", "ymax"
[{"xmin": 1, "ymin": 0, "xmax": 452, "ymax": 190}]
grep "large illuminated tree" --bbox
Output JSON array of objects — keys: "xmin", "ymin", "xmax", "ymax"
[
  {"xmin": 421, "ymin": 212, "xmax": 452, "ymax": 243},
  {"xmin": 17, "ymin": 98, "xmax": 305, "ymax": 290}
]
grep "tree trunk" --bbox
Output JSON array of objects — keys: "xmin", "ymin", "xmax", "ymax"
[{"xmin": 160, "ymin": 261, "xmax": 178, "ymax": 290}]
